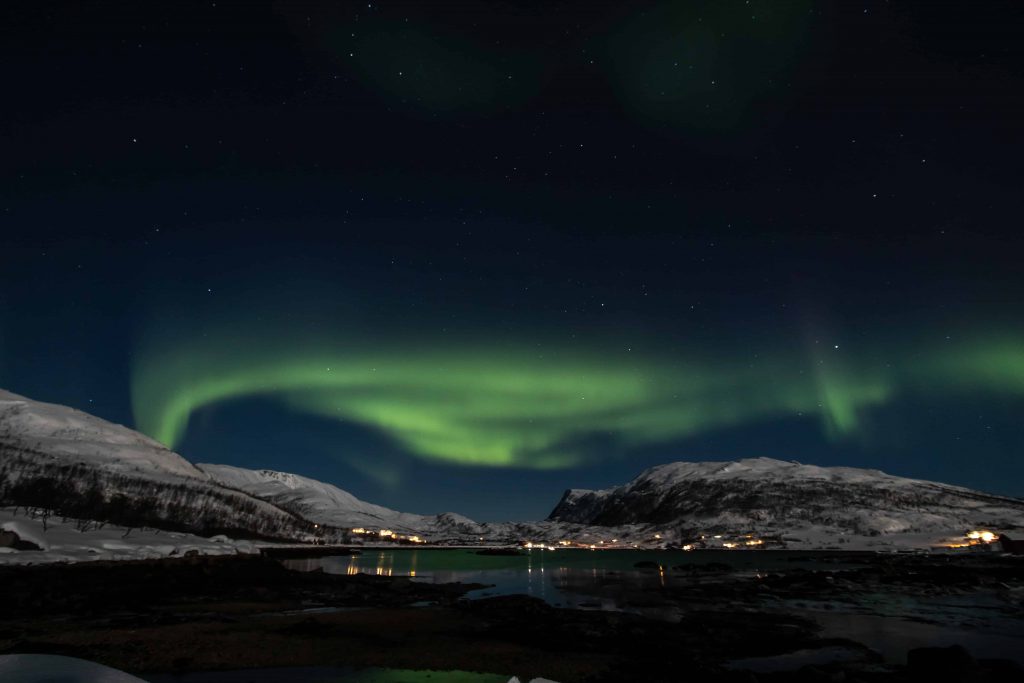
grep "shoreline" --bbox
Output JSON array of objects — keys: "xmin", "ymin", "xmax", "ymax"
[{"xmin": 2, "ymin": 551, "xmax": 1022, "ymax": 681}]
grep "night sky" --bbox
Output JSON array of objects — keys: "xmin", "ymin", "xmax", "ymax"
[{"xmin": 2, "ymin": 2, "xmax": 1023, "ymax": 521}]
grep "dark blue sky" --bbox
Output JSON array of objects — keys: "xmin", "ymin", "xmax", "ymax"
[{"xmin": 2, "ymin": 2, "xmax": 1023, "ymax": 520}]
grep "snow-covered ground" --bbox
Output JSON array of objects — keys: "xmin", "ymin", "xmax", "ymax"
[{"xmin": 0, "ymin": 507, "xmax": 258, "ymax": 564}]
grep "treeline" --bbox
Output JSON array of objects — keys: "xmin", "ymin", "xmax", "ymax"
[{"xmin": 0, "ymin": 444, "xmax": 341, "ymax": 541}]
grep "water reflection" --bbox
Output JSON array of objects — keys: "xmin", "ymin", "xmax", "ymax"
[
  {"xmin": 282, "ymin": 548, "xmax": 836, "ymax": 609},
  {"xmin": 280, "ymin": 549, "xmax": 1024, "ymax": 665}
]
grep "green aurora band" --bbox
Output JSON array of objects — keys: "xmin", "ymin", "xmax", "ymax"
[{"xmin": 130, "ymin": 326, "xmax": 1024, "ymax": 469}]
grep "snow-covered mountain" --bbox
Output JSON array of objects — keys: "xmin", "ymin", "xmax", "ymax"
[
  {"xmin": 199, "ymin": 464, "xmax": 432, "ymax": 532},
  {"xmin": 0, "ymin": 388, "xmax": 497, "ymax": 543},
  {"xmin": 6, "ymin": 388, "xmax": 1024, "ymax": 551},
  {"xmin": 547, "ymin": 457, "xmax": 1024, "ymax": 547},
  {"xmin": 0, "ymin": 389, "xmax": 316, "ymax": 540},
  {"xmin": 198, "ymin": 463, "xmax": 485, "ymax": 536},
  {"xmin": 0, "ymin": 389, "xmax": 206, "ymax": 481}
]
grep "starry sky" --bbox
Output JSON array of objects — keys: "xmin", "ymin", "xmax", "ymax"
[{"xmin": 2, "ymin": 1, "xmax": 1024, "ymax": 520}]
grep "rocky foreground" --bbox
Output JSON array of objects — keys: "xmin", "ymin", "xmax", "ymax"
[{"xmin": 1, "ymin": 552, "xmax": 1023, "ymax": 682}]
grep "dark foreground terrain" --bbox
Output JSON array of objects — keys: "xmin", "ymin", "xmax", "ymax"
[{"xmin": 1, "ymin": 552, "xmax": 1023, "ymax": 682}]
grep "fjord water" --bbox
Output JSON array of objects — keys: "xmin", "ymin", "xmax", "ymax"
[
  {"xmin": 283, "ymin": 548, "xmax": 1024, "ymax": 667},
  {"xmin": 283, "ymin": 548, "xmax": 865, "ymax": 608}
]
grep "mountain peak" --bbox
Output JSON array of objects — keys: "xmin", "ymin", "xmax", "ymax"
[
  {"xmin": 0, "ymin": 387, "xmax": 206, "ymax": 481},
  {"xmin": 547, "ymin": 456, "xmax": 1024, "ymax": 542}
]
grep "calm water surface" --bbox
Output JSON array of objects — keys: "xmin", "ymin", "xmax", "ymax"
[
  {"xmin": 283, "ymin": 548, "xmax": 858, "ymax": 607},
  {"xmin": 283, "ymin": 549, "xmax": 1024, "ymax": 666}
]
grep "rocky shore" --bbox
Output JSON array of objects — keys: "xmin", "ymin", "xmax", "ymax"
[{"xmin": 0, "ymin": 553, "xmax": 1022, "ymax": 682}]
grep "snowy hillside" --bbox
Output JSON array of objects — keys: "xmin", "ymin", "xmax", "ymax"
[
  {"xmin": 0, "ymin": 389, "xmax": 205, "ymax": 480},
  {"xmin": 199, "ymin": 464, "xmax": 428, "ymax": 530},
  {"xmin": 6, "ymin": 387, "xmax": 1023, "ymax": 553},
  {"xmin": 0, "ymin": 389, "xmax": 317, "ymax": 541},
  {"xmin": 547, "ymin": 457, "xmax": 1024, "ymax": 547},
  {"xmin": 0, "ymin": 388, "xmax": 493, "ymax": 545},
  {"xmin": 198, "ymin": 463, "xmax": 489, "ymax": 539},
  {"xmin": 0, "ymin": 507, "xmax": 259, "ymax": 564}
]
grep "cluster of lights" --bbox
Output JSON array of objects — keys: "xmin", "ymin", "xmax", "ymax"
[
  {"xmin": 680, "ymin": 533, "xmax": 767, "ymax": 550},
  {"xmin": 526, "ymin": 538, "xmax": 633, "ymax": 549},
  {"xmin": 349, "ymin": 527, "xmax": 426, "ymax": 543},
  {"xmin": 945, "ymin": 529, "xmax": 999, "ymax": 549},
  {"xmin": 523, "ymin": 541, "xmax": 557, "ymax": 550}
]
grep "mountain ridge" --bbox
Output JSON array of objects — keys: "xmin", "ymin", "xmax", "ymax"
[
  {"xmin": 0, "ymin": 389, "xmax": 320, "ymax": 541},
  {"xmin": 547, "ymin": 456, "xmax": 1024, "ymax": 544},
  {"xmin": 5, "ymin": 389, "xmax": 1024, "ymax": 551}
]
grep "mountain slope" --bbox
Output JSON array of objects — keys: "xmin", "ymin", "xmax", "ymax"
[
  {"xmin": 197, "ymin": 464, "xmax": 488, "ymax": 538},
  {"xmin": 0, "ymin": 389, "xmax": 206, "ymax": 481},
  {"xmin": 547, "ymin": 457, "xmax": 1024, "ymax": 545},
  {"xmin": 0, "ymin": 389, "xmax": 316, "ymax": 540}
]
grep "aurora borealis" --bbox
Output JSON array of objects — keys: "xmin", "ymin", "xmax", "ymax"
[
  {"xmin": 131, "ymin": 323, "xmax": 1024, "ymax": 472},
  {"xmin": 3, "ymin": 1, "xmax": 1024, "ymax": 519}
]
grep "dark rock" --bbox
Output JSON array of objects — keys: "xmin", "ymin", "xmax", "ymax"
[
  {"xmin": 0, "ymin": 529, "xmax": 42, "ymax": 551},
  {"xmin": 978, "ymin": 658, "xmax": 1024, "ymax": 681},
  {"xmin": 907, "ymin": 645, "xmax": 975, "ymax": 682}
]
